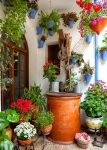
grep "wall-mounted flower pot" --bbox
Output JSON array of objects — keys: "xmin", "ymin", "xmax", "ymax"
[
  {"xmin": 48, "ymin": 29, "xmax": 55, "ymax": 36},
  {"xmin": 85, "ymin": 34, "xmax": 92, "ymax": 43},
  {"xmin": 84, "ymin": 73, "xmax": 92, "ymax": 83},
  {"xmin": 69, "ymin": 58, "xmax": 76, "ymax": 65},
  {"xmin": 48, "ymin": 20, "xmax": 55, "ymax": 29},
  {"xmin": 101, "ymin": 50, "xmax": 107, "ymax": 61},
  {"xmin": 36, "ymin": 26, "xmax": 43, "ymax": 35},
  {"xmin": 68, "ymin": 20, "xmax": 75, "ymax": 28},
  {"xmin": 28, "ymin": 8, "xmax": 37, "ymax": 19},
  {"xmin": 38, "ymin": 40, "xmax": 45, "ymax": 48},
  {"xmin": 90, "ymin": 18, "xmax": 107, "ymax": 35}
]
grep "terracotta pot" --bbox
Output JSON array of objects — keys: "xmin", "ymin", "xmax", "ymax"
[
  {"xmin": 17, "ymin": 139, "xmax": 32, "ymax": 145},
  {"xmin": 5, "ymin": 127, "xmax": 13, "ymax": 140},
  {"xmin": 90, "ymin": 18, "xmax": 107, "ymax": 35},
  {"xmin": 41, "ymin": 124, "xmax": 53, "ymax": 135},
  {"xmin": 47, "ymin": 92, "xmax": 81, "ymax": 144}
]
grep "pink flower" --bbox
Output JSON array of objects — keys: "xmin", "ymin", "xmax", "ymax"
[
  {"xmin": 96, "ymin": 16, "xmax": 102, "ymax": 22},
  {"xmin": 91, "ymin": 20, "xmax": 97, "ymax": 25},
  {"xmin": 75, "ymin": 132, "xmax": 90, "ymax": 143}
]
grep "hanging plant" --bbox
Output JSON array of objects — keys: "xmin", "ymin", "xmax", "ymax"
[
  {"xmin": 77, "ymin": 0, "xmax": 107, "ymax": 37},
  {"xmin": 38, "ymin": 10, "xmax": 61, "ymax": 35},
  {"xmin": 28, "ymin": 0, "xmax": 38, "ymax": 19},
  {"xmin": 85, "ymin": 34, "xmax": 92, "ymax": 43},
  {"xmin": 61, "ymin": 12, "xmax": 78, "ymax": 28},
  {"xmin": 38, "ymin": 35, "xmax": 46, "ymax": 48}
]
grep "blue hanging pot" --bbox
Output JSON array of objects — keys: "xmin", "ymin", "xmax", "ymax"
[
  {"xmin": 48, "ymin": 20, "xmax": 55, "ymax": 29},
  {"xmin": 68, "ymin": 20, "xmax": 75, "ymax": 28},
  {"xmin": 84, "ymin": 73, "xmax": 92, "ymax": 83},
  {"xmin": 36, "ymin": 26, "xmax": 43, "ymax": 35},
  {"xmin": 38, "ymin": 40, "xmax": 45, "ymax": 48},
  {"xmin": 28, "ymin": 8, "xmax": 37, "ymax": 19},
  {"xmin": 69, "ymin": 59, "xmax": 76, "ymax": 65},
  {"xmin": 101, "ymin": 50, "xmax": 107, "ymax": 61},
  {"xmin": 85, "ymin": 34, "xmax": 92, "ymax": 43},
  {"xmin": 48, "ymin": 30, "xmax": 55, "ymax": 36}
]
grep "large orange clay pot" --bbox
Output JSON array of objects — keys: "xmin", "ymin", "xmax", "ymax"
[
  {"xmin": 47, "ymin": 92, "xmax": 81, "ymax": 144},
  {"xmin": 90, "ymin": 18, "xmax": 107, "ymax": 35}
]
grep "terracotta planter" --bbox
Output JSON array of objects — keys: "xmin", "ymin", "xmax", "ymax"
[
  {"xmin": 90, "ymin": 18, "xmax": 107, "ymax": 35},
  {"xmin": 17, "ymin": 139, "xmax": 32, "ymax": 145},
  {"xmin": 41, "ymin": 124, "xmax": 53, "ymax": 135},
  {"xmin": 47, "ymin": 92, "xmax": 81, "ymax": 144},
  {"xmin": 5, "ymin": 127, "xmax": 13, "ymax": 140}
]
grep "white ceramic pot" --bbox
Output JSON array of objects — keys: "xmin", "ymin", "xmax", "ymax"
[
  {"xmin": 50, "ymin": 81, "xmax": 59, "ymax": 92},
  {"xmin": 86, "ymin": 116, "xmax": 103, "ymax": 132}
]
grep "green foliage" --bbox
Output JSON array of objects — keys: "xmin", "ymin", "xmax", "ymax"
[
  {"xmin": 64, "ymin": 71, "xmax": 79, "ymax": 92},
  {"xmin": 43, "ymin": 62, "xmax": 59, "ymax": 82},
  {"xmin": 0, "ymin": 109, "xmax": 19, "ymax": 131},
  {"xmin": 81, "ymin": 63, "xmax": 94, "ymax": 75},
  {"xmin": 103, "ymin": 116, "xmax": 107, "ymax": 128},
  {"xmin": 36, "ymin": 111, "xmax": 54, "ymax": 128},
  {"xmin": 23, "ymin": 83, "xmax": 46, "ymax": 111},
  {"xmin": 38, "ymin": 10, "xmax": 61, "ymax": 33},
  {"xmin": 70, "ymin": 51, "xmax": 84, "ymax": 66},
  {"xmin": 99, "ymin": 31, "xmax": 107, "ymax": 52},
  {"xmin": 0, "ymin": 130, "xmax": 13, "ymax": 150},
  {"xmin": 28, "ymin": 0, "xmax": 38, "ymax": 10}
]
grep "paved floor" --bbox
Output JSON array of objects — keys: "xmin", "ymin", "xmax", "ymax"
[{"xmin": 33, "ymin": 135, "xmax": 107, "ymax": 150}]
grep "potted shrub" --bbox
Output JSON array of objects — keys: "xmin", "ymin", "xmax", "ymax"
[
  {"xmin": 10, "ymin": 99, "xmax": 36, "ymax": 123},
  {"xmin": 38, "ymin": 35, "xmax": 46, "ymax": 48},
  {"xmin": 36, "ymin": 111, "xmax": 54, "ymax": 135},
  {"xmin": 99, "ymin": 31, "xmax": 107, "ymax": 61},
  {"xmin": 81, "ymin": 80, "xmax": 107, "ymax": 131},
  {"xmin": 0, "ymin": 109, "xmax": 19, "ymax": 139},
  {"xmin": 28, "ymin": 0, "xmax": 38, "ymax": 19},
  {"xmin": 14, "ymin": 122, "xmax": 36, "ymax": 145},
  {"xmin": 77, "ymin": 0, "xmax": 107, "ymax": 37},
  {"xmin": 81, "ymin": 63, "xmax": 94, "ymax": 83},
  {"xmin": 64, "ymin": 71, "xmax": 79, "ymax": 93},
  {"xmin": 62, "ymin": 12, "xmax": 78, "ymax": 28},
  {"xmin": 38, "ymin": 10, "xmax": 61, "ymax": 35},
  {"xmin": 69, "ymin": 51, "xmax": 84, "ymax": 66},
  {"xmin": 43, "ymin": 61, "xmax": 59, "ymax": 92}
]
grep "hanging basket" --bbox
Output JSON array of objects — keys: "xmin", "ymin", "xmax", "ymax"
[{"xmin": 89, "ymin": 18, "xmax": 107, "ymax": 35}]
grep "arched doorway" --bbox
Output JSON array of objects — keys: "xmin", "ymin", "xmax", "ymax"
[{"xmin": 1, "ymin": 37, "xmax": 29, "ymax": 110}]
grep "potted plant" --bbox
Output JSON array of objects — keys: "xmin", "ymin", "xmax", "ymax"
[
  {"xmin": 99, "ymin": 31, "xmax": 107, "ymax": 61},
  {"xmin": 14, "ymin": 122, "xmax": 36, "ymax": 145},
  {"xmin": 36, "ymin": 111, "xmax": 54, "ymax": 135},
  {"xmin": 81, "ymin": 80, "xmax": 107, "ymax": 131},
  {"xmin": 62, "ymin": 12, "xmax": 78, "ymax": 28},
  {"xmin": 28, "ymin": 0, "xmax": 38, "ymax": 19},
  {"xmin": 38, "ymin": 10, "xmax": 61, "ymax": 35},
  {"xmin": 77, "ymin": 0, "xmax": 107, "ymax": 37},
  {"xmin": 43, "ymin": 61, "xmax": 59, "ymax": 92},
  {"xmin": 64, "ymin": 71, "xmax": 79, "ymax": 93},
  {"xmin": 36, "ymin": 26, "xmax": 43, "ymax": 35},
  {"xmin": 69, "ymin": 51, "xmax": 84, "ymax": 66},
  {"xmin": 85, "ymin": 34, "xmax": 93, "ymax": 43},
  {"xmin": 38, "ymin": 35, "xmax": 46, "ymax": 48},
  {"xmin": 81, "ymin": 63, "xmax": 94, "ymax": 83},
  {"xmin": 10, "ymin": 99, "xmax": 36, "ymax": 123},
  {"xmin": 0, "ymin": 109, "xmax": 19, "ymax": 140}
]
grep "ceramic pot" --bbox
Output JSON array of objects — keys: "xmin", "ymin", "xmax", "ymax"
[
  {"xmin": 48, "ymin": 30, "xmax": 55, "ymax": 36},
  {"xmin": 17, "ymin": 138, "xmax": 32, "ymax": 145},
  {"xmin": 90, "ymin": 18, "xmax": 107, "ymax": 35},
  {"xmin": 5, "ymin": 127, "xmax": 13, "ymax": 140},
  {"xmin": 68, "ymin": 20, "xmax": 75, "ymax": 28},
  {"xmin": 77, "ymin": 139, "xmax": 90, "ymax": 149},
  {"xmin": 86, "ymin": 116, "xmax": 103, "ymax": 132},
  {"xmin": 69, "ymin": 58, "xmax": 76, "ymax": 65},
  {"xmin": 84, "ymin": 73, "xmax": 92, "ymax": 83},
  {"xmin": 41, "ymin": 124, "xmax": 52, "ymax": 135},
  {"xmin": 36, "ymin": 26, "xmax": 43, "ymax": 35},
  {"xmin": 28, "ymin": 8, "xmax": 37, "ymax": 19},
  {"xmin": 38, "ymin": 40, "xmax": 45, "ymax": 48},
  {"xmin": 50, "ymin": 81, "xmax": 59, "ymax": 92},
  {"xmin": 85, "ymin": 34, "xmax": 92, "ymax": 43},
  {"xmin": 101, "ymin": 50, "xmax": 107, "ymax": 61},
  {"xmin": 48, "ymin": 20, "xmax": 55, "ymax": 29}
]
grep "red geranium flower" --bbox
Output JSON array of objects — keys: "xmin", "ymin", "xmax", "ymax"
[
  {"xmin": 93, "ymin": 4, "xmax": 102, "ymax": 12},
  {"xmin": 84, "ymin": 2, "xmax": 93, "ymax": 11}
]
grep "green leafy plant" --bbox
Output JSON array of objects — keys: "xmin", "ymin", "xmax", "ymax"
[
  {"xmin": 70, "ymin": 51, "xmax": 84, "ymax": 66},
  {"xmin": 99, "ymin": 31, "xmax": 107, "ymax": 53},
  {"xmin": 28, "ymin": 0, "xmax": 38, "ymax": 10},
  {"xmin": 36, "ymin": 111, "xmax": 54, "ymax": 128},
  {"xmin": 81, "ymin": 80, "xmax": 107, "ymax": 117},
  {"xmin": 62, "ymin": 12, "xmax": 78, "ymax": 26},
  {"xmin": 38, "ymin": 10, "xmax": 61, "ymax": 33},
  {"xmin": 64, "ymin": 71, "xmax": 79, "ymax": 92},
  {"xmin": 103, "ymin": 116, "xmax": 107, "ymax": 128},
  {"xmin": 43, "ymin": 61, "xmax": 59, "ymax": 82},
  {"xmin": 81, "ymin": 63, "xmax": 94, "ymax": 75},
  {"xmin": 23, "ymin": 83, "xmax": 46, "ymax": 111}
]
